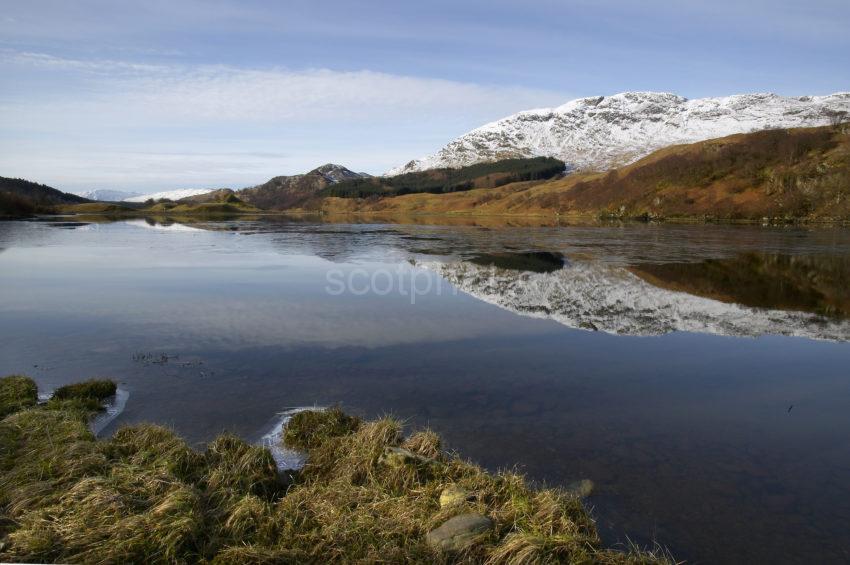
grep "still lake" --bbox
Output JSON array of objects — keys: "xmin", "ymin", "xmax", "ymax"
[{"xmin": 2, "ymin": 217, "xmax": 850, "ymax": 564}]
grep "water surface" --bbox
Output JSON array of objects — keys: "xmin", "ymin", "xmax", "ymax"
[{"xmin": 2, "ymin": 217, "xmax": 850, "ymax": 564}]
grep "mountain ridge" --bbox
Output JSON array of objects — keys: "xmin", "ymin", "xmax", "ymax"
[{"xmin": 388, "ymin": 91, "xmax": 850, "ymax": 175}]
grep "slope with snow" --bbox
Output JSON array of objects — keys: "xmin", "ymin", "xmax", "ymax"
[
  {"xmin": 78, "ymin": 189, "xmax": 143, "ymax": 201},
  {"xmin": 123, "ymin": 188, "xmax": 217, "ymax": 203},
  {"xmin": 389, "ymin": 92, "xmax": 850, "ymax": 175}
]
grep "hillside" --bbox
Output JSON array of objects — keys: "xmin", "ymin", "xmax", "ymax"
[
  {"xmin": 322, "ymin": 157, "xmax": 565, "ymax": 199},
  {"xmin": 321, "ymin": 125, "xmax": 850, "ymax": 221},
  {"xmin": 238, "ymin": 164, "xmax": 369, "ymax": 210},
  {"xmin": 390, "ymin": 91, "xmax": 850, "ymax": 175},
  {"xmin": 0, "ymin": 177, "xmax": 89, "ymax": 216}
]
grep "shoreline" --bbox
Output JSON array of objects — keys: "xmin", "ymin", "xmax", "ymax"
[{"xmin": 0, "ymin": 375, "xmax": 672, "ymax": 563}]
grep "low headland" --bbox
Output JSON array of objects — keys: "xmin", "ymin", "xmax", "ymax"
[{"xmin": 0, "ymin": 375, "xmax": 670, "ymax": 563}]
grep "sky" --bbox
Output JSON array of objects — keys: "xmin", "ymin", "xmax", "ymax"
[{"xmin": 1, "ymin": 0, "xmax": 848, "ymax": 194}]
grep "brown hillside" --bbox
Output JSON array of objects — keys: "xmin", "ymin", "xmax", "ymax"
[{"xmin": 316, "ymin": 125, "xmax": 850, "ymax": 221}]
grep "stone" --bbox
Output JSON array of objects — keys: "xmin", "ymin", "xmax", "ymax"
[
  {"xmin": 378, "ymin": 446, "xmax": 438, "ymax": 469},
  {"xmin": 565, "ymin": 479, "xmax": 594, "ymax": 498},
  {"xmin": 425, "ymin": 513, "xmax": 494, "ymax": 551},
  {"xmin": 439, "ymin": 485, "xmax": 472, "ymax": 508}
]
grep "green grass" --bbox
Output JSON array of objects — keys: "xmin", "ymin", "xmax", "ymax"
[
  {"xmin": 52, "ymin": 379, "xmax": 117, "ymax": 401},
  {"xmin": 0, "ymin": 377, "xmax": 672, "ymax": 563},
  {"xmin": 0, "ymin": 376, "xmax": 38, "ymax": 419}
]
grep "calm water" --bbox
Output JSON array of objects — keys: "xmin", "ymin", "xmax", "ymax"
[{"xmin": 2, "ymin": 217, "xmax": 850, "ymax": 564}]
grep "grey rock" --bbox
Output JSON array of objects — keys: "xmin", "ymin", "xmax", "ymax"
[
  {"xmin": 426, "ymin": 513, "xmax": 494, "ymax": 551},
  {"xmin": 378, "ymin": 446, "xmax": 438, "ymax": 469}
]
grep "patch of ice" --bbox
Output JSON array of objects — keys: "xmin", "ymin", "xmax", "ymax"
[
  {"xmin": 259, "ymin": 406, "xmax": 325, "ymax": 471},
  {"xmin": 90, "ymin": 388, "xmax": 130, "ymax": 436}
]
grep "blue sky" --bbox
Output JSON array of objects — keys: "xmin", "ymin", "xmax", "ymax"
[{"xmin": 1, "ymin": 0, "xmax": 848, "ymax": 193}]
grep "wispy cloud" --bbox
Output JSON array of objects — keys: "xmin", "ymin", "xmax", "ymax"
[{"xmin": 0, "ymin": 50, "xmax": 568, "ymax": 191}]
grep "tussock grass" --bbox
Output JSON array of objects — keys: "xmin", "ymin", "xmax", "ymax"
[
  {"xmin": 0, "ymin": 378, "xmax": 671, "ymax": 564},
  {"xmin": 52, "ymin": 379, "xmax": 117, "ymax": 401},
  {"xmin": 0, "ymin": 375, "xmax": 38, "ymax": 419},
  {"xmin": 283, "ymin": 407, "xmax": 361, "ymax": 451}
]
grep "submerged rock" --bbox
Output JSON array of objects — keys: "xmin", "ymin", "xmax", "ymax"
[
  {"xmin": 566, "ymin": 479, "xmax": 594, "ymax": 498},
  {"xmin": 439, "ymin": 485, "xmax": 472, "ymax": 508},
  {"xmin": 425, "ymin": 513, "xmax": 494, "ymax": 551}
]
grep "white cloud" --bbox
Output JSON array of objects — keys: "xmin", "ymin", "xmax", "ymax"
[{"xmin": 0, "ymin": 51, "xmax": 568, "ymax": 191}]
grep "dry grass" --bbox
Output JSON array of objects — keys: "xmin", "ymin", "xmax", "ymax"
[
  {"xmin": 0, "ymin": 377, "xmax": 672, "ymax": 564},
  {"xmin": 315, "ymin": 124, "xmax": 850, "ymax": 222},
  {"xmin": 0, "ymin": 375, "xmax": 38, "ymax": 419}
]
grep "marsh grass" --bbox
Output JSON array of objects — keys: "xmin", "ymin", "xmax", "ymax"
[{"xmin": 0, "ymin": 377, "xmax": 672, "ymax": 564}]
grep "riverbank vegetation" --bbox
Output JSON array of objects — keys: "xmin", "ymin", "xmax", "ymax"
[{"xmin": 0, "ymin": 375, "xmax": 670, "ymax": 563}]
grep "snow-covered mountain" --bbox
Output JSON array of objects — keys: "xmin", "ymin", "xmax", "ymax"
[
  {"xmin": 77, "ymin": 189, "xmax": 142, "ymax": 201},
  {"xmin": 123, "ymin": 188, "xmax": 217, "ymax": 203},
  {"xmin": 389, "ymin": 91, "xmax": 850, "ymax": 175},
  {"xmin": 422, "ymin": 260, "xmax": 850, "ymax": 342}
]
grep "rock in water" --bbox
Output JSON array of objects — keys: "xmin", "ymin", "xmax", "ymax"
[
  {"xmin": 439, "ymin": 485, "xmax": 472, "ymax": 508},
  {"xmin": 566, "ymin": 479, "xmax": 594, "ymax": 498},
  {"xmin": 425, "ymin": 514, "xmax": 494, "ymax": 551}
]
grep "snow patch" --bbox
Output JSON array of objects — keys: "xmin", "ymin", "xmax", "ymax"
[{"xmin": 123, "ymin": 188, "xmax": 216, "ymax": 202}]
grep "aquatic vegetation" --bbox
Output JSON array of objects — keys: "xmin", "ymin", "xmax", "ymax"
[{"xmin": 0, "ymin": 376, "xmax": 671, "ymax": 563}]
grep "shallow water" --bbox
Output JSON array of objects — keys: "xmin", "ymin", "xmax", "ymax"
[{"xmin": 2, "ymin": 217, "xmax": 850, "ymax": 563}]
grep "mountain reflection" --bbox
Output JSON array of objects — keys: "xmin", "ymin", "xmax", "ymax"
[{"xmin": 423, "ymin": 253, "xmax": 850, "ymax": 341}]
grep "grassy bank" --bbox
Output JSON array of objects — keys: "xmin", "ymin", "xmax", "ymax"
[{"xmin": 0, "ymin": 376, "xmax": 669, "ymax": 563}]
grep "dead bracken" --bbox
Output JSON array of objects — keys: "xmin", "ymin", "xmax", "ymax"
[{"xmin": 0, "ymin": 375, "xmax": 672, "ymax": 563}]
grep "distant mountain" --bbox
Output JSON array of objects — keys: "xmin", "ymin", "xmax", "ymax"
[
  {"xmin": 238, "ymin": 164, "xmax": 369, "ymax": 210},
  {"xmin": 389, "ymin": 91, "xmax": 850, "ymax": 175},
  {"xmin": 123, "ymin": 188, "xmax": 219, "ymax": 203},
  {"xmin": 78, "ymin": 189, "xmax": 143, "ymax": 201}
]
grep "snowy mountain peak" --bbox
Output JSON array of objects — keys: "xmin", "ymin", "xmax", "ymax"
[{"xmin": 388, "ymin": 91, "xmax": 850, "ymax": 175}]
